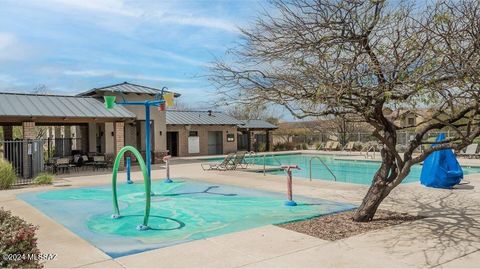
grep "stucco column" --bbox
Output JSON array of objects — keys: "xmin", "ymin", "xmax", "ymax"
[
  {"xmin": 114, "ymin": 122, "xmax": 125, "ymax": 170},
  {"xmin": 80, "ymin": 125, "xmax": 89, "ymax": 153},
  {"xmin": 64, "ymin": 126, "xmax": 71, "ymax": 138},
  {"xmin": 22, "ymin": 122, "xmax": 36, "ymax": 178},
  {"xmin": 88, "ymin": 123, "xmax": 96, "ymax": 153},
  {"xmin": 104, "ymin": 122, "xmax": 114, "ymax": 154},
  {"xmin": 3, "ymin": 125, "xmax": 13, "ymax": 140}
]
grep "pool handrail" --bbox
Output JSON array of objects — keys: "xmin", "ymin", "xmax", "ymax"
[
  {"xmin": 246, "ymin": 151, "xmax": 257, "ymax": 167},
  {"xmin": 309, "ymin": 156, "xmax": 337, "ymax": 181},
  {"xmin": 263, "ymin": 153, "xmax": 284, "ymax": 176},
  {"xmin": 364, "ymin": 144, "xmax": 376, "ymax": 159}
]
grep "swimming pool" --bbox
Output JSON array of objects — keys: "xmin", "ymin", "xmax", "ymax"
[
  {"xmin": 230, "ymin": 154, "xmax": 480, "ymax": 185},
  {"xmin": 19, "ymin": 179, "xmax": 355, "ymax": 258}
]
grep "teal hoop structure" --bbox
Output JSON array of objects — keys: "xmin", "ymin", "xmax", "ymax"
[{"xmin": 111, "ymin": 146, "xmax": 151, "ymax": 230}]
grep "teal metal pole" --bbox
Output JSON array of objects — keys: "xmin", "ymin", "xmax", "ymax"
[
  {"xmin": 126, "ymin": 157, "xmax": 133, "ymax": 184},
  {"xmin": 145, "ymin": 102, "xmax": 151, "ymax": 181}
]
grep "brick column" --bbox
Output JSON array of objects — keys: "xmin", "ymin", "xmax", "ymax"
[
  {"xmin": 3, "ymin": 125, "xmax": 13, "ymax": 140},
  {"xmin": 22, "ymin": 122, "xmax": 36, "ymax": 178},
  {"xmin": 23, "ymin": 122, "xmax": 36, "ymax": 139},
  {"xmin": 114, "ymin": 122, "xmax": 125, "ymax": 170}
]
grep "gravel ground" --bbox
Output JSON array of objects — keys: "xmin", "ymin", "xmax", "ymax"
[{"xmin": 277, "ymin": 210, "xmax": 424, "ymax": 241}]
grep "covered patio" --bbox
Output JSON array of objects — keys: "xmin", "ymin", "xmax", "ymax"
[
  {"xmin": 237, "ymin": 120, "xmax": 278, "ymax": 152},
  {"xmin": 0, "ymin": 92, "xmax": 134, "ymax": 181}
]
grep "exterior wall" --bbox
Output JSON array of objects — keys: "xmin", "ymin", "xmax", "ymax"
[
  {"xmin": 114, "ymin": 122, "xmax": 125, "ymax": 169},
  {"xmin": 88, "ymin": 123, "xmax": 96, "ymax": 153},
  {"xmin": 104, "ymin": 122, "xmax": 114, "ymax": 154},
  {"xmin": 166, "ymin": 125, "xmax": 238, "ymax": 157}
]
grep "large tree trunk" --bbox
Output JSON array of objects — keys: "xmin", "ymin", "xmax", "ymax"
[
  {"xmin": 352, "ymin": 179, "xmax": 392, "ymax": 221},
  {"xmin": 352, "ymin": 142, "xmax": 397, "ymax": 222}
]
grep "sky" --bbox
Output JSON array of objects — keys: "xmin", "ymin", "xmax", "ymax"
[{"xmin": 0, "ymin": 0, "xmax": 265, "ymax": 110}]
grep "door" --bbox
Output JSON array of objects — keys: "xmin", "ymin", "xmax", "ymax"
[
  {"xmin": 166, "ymin": 132, "xmax": 179, "ymax": 157},
  {"xmin": 208, "ymin": 131, "xmax": 223, "ymax": 155}
]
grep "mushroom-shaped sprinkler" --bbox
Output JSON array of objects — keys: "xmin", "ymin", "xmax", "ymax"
[
  {"xmin": 281, "ymin": 165, "xmax": 301, "ymax": 206},
  {"xmin": 163, "ymin": 155, "xmax": 173, "ymax": 183}
]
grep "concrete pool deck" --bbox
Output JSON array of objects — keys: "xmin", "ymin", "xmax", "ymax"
[{"xmin": 1, "ymin": 154, "xmax": 480, "ymax": 268}]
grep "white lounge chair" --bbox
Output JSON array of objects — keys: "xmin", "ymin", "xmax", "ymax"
[
  {"xmin": 342, "ymin": 142, "xmax": 355, "ymax": 152},
  {"xmin": 459, "ymin": 144, "xmax": 478, "ymax": 158},
  {"xmin": 201, "ymin": 153, "xmax": 235, "ymax": 171}
]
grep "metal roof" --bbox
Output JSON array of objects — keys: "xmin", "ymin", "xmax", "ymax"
[
  {"xmin": 238, "ymin": 120, "xmax": 278, "ymax": 129},
  {"xmin": 77, "ymin": 82, "xmax": 181, "ymax": 97},
  {"xmin": 0, "ymin": 92, "xmax": 136, "ymax": 119},
  {"xmin": 166, "ymin": 111, "xmax": 242, "ymax": 125}
]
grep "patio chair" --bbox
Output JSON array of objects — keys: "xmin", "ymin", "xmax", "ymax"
[
  {"xmin": 342, "ymin": 142, "xmax": 355, "ymax": 152},
  {"xmin": 323, "ymin": 141, "xmax": 333, "ymax": 151},
  {"xmin": 92, "ymin": 155, "xmax": 107, "ymax": 170},
  {"xmin": 330, "ymin": 141, "xmax": 340, "ymax": 151},
  {"xmin": 459, "ymin": 144, "xmax": 478, "ymax": 158},
  {"xmin": 54, "ymin": 157, "xmax": 71, "ymax": 174},
  {"xmin": 230, "ymin": 151, "xmax": 248, "ymax": 170},
  {"xmin": 201, "ymin": 153, "xmax": 235, "ymax": 171}
]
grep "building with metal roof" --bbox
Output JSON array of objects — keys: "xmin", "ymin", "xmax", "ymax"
[
  {"xmin": 0, "ymin": 83, "xmax": 278, "ymax": 179},
  {"xmin": 166, "ymin": 110, "xmax": 242, "ymax": 125},
  {"xmin": 238, "ymin": 120, "xmax": 278, "ymax": 130},
  {"xmin": 165, "ymin": 111, "xmax": 277, "ymax": 156},
  {"xmin": 0, "ymin": 92, "xmax": 135, "ymax": 123},
  {"xmin": 77, "ymin": 82, "xmax": 181, "ymax": 97}
]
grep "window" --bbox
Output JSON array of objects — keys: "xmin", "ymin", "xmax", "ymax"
[
  {"xmin": 227, "ymin": 133, "xmax": 235, "ymax": 142},
  {"xmin": 407, "ymin": 117, "xmax": 415, "ymax": 126},
  {"xmin": 189, "ymin": 131, "xmax": 198, "ymax": 137}
]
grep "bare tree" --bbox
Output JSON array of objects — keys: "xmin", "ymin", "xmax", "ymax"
[
  {"xmin": 225, "ymin": 103, "xmax": 280, "ymax": 124},
  {"xmin": 211, "ymin": 0, "xmax": 480, "ymax": 221}
]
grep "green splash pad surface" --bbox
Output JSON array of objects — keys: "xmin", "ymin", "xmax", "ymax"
[{"xmin": 19, "ymin": 179, "xmax": 355, "ymax": 257}]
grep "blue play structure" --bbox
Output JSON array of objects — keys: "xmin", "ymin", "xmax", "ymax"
[{"xmin": 420, "ymin": 133, "xmax": 463, "ymax": 188}]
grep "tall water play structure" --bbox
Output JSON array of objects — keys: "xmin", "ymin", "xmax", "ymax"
[
  {"xmin": 420, "ymin": 133, "xmax": 463, "ymax": 188},
  {"xmin": 104, "ymin": 88, "xmax": 175, "ymax": 230}
]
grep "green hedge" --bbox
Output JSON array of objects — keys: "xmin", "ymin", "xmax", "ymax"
[
  {"xmin": 0, "ymin": 208, "xmax": 42, "ymax": 268},
  {"xmin": 33, "ymin": 174, "xmax": 54, "ymax": 185}
]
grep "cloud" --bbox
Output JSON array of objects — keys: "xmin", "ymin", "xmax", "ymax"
[
  {"xmin": 154, "ymin": 13, "xmax": 240, "ymax": 33},
  {"xmin": 44, "ymin": 0, "xmax": 137, "ymax": 16},
  {"xmin": 144, "ymin": 49, "xmax": 212, "ymax": 67},
  {"xmin": 0, "ymin": 33, "xmax": 30, "ymax": 61},
  {"xmin": 63, "ymin": 69, "xmax": 194, "ymax": 83},
  {"xmin": 34, "ymin": 0, "xmax": 241, "ymax": 33}
]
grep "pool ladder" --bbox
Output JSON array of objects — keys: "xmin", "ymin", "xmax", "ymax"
[{"xmin": 309, "ymin": 156, "xmax": 337, "ymax": 181}]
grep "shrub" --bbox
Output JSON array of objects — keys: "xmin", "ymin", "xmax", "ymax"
[
  {"xmin": 0, "ymin": 159, "xmax": 17, "ymax": 190},
  {"xmin": 274, "ymin": 142, "xmax": 295, "ymax": 151},
  {"xmin": 257, "ymin": 142, "xmax": 267, "ymax": 152},
  {"xmin": 0, "ymin": 208, "xmax": 42, "ymax": 268},
  {"xmin": 301, "ymin": 143, "xmax": 308, "ymax": 150},
  {"xmin": 33, "ymin": 173, "xmax": 54, "ymax": 185}
]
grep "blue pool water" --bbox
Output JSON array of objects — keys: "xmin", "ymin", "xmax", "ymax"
[
  {"xmin": 18, "ymin": 179, "xmax": 355, "ymax": 258},
  {"xmin": 226, "ymin": 154, "xmax": 480, "ymax": 185}
]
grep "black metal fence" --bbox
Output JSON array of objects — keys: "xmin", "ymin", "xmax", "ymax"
[
  {"xmin": 0, "ymin": 139, "xmax": 44, "ymax": 185},
  {"xmin": 273, "ymin": 131, "xmax": 459, "ymax": 152},
  {"xmin": 43, "ymin": 137, "xmax": 83, "ymax": 159}
]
